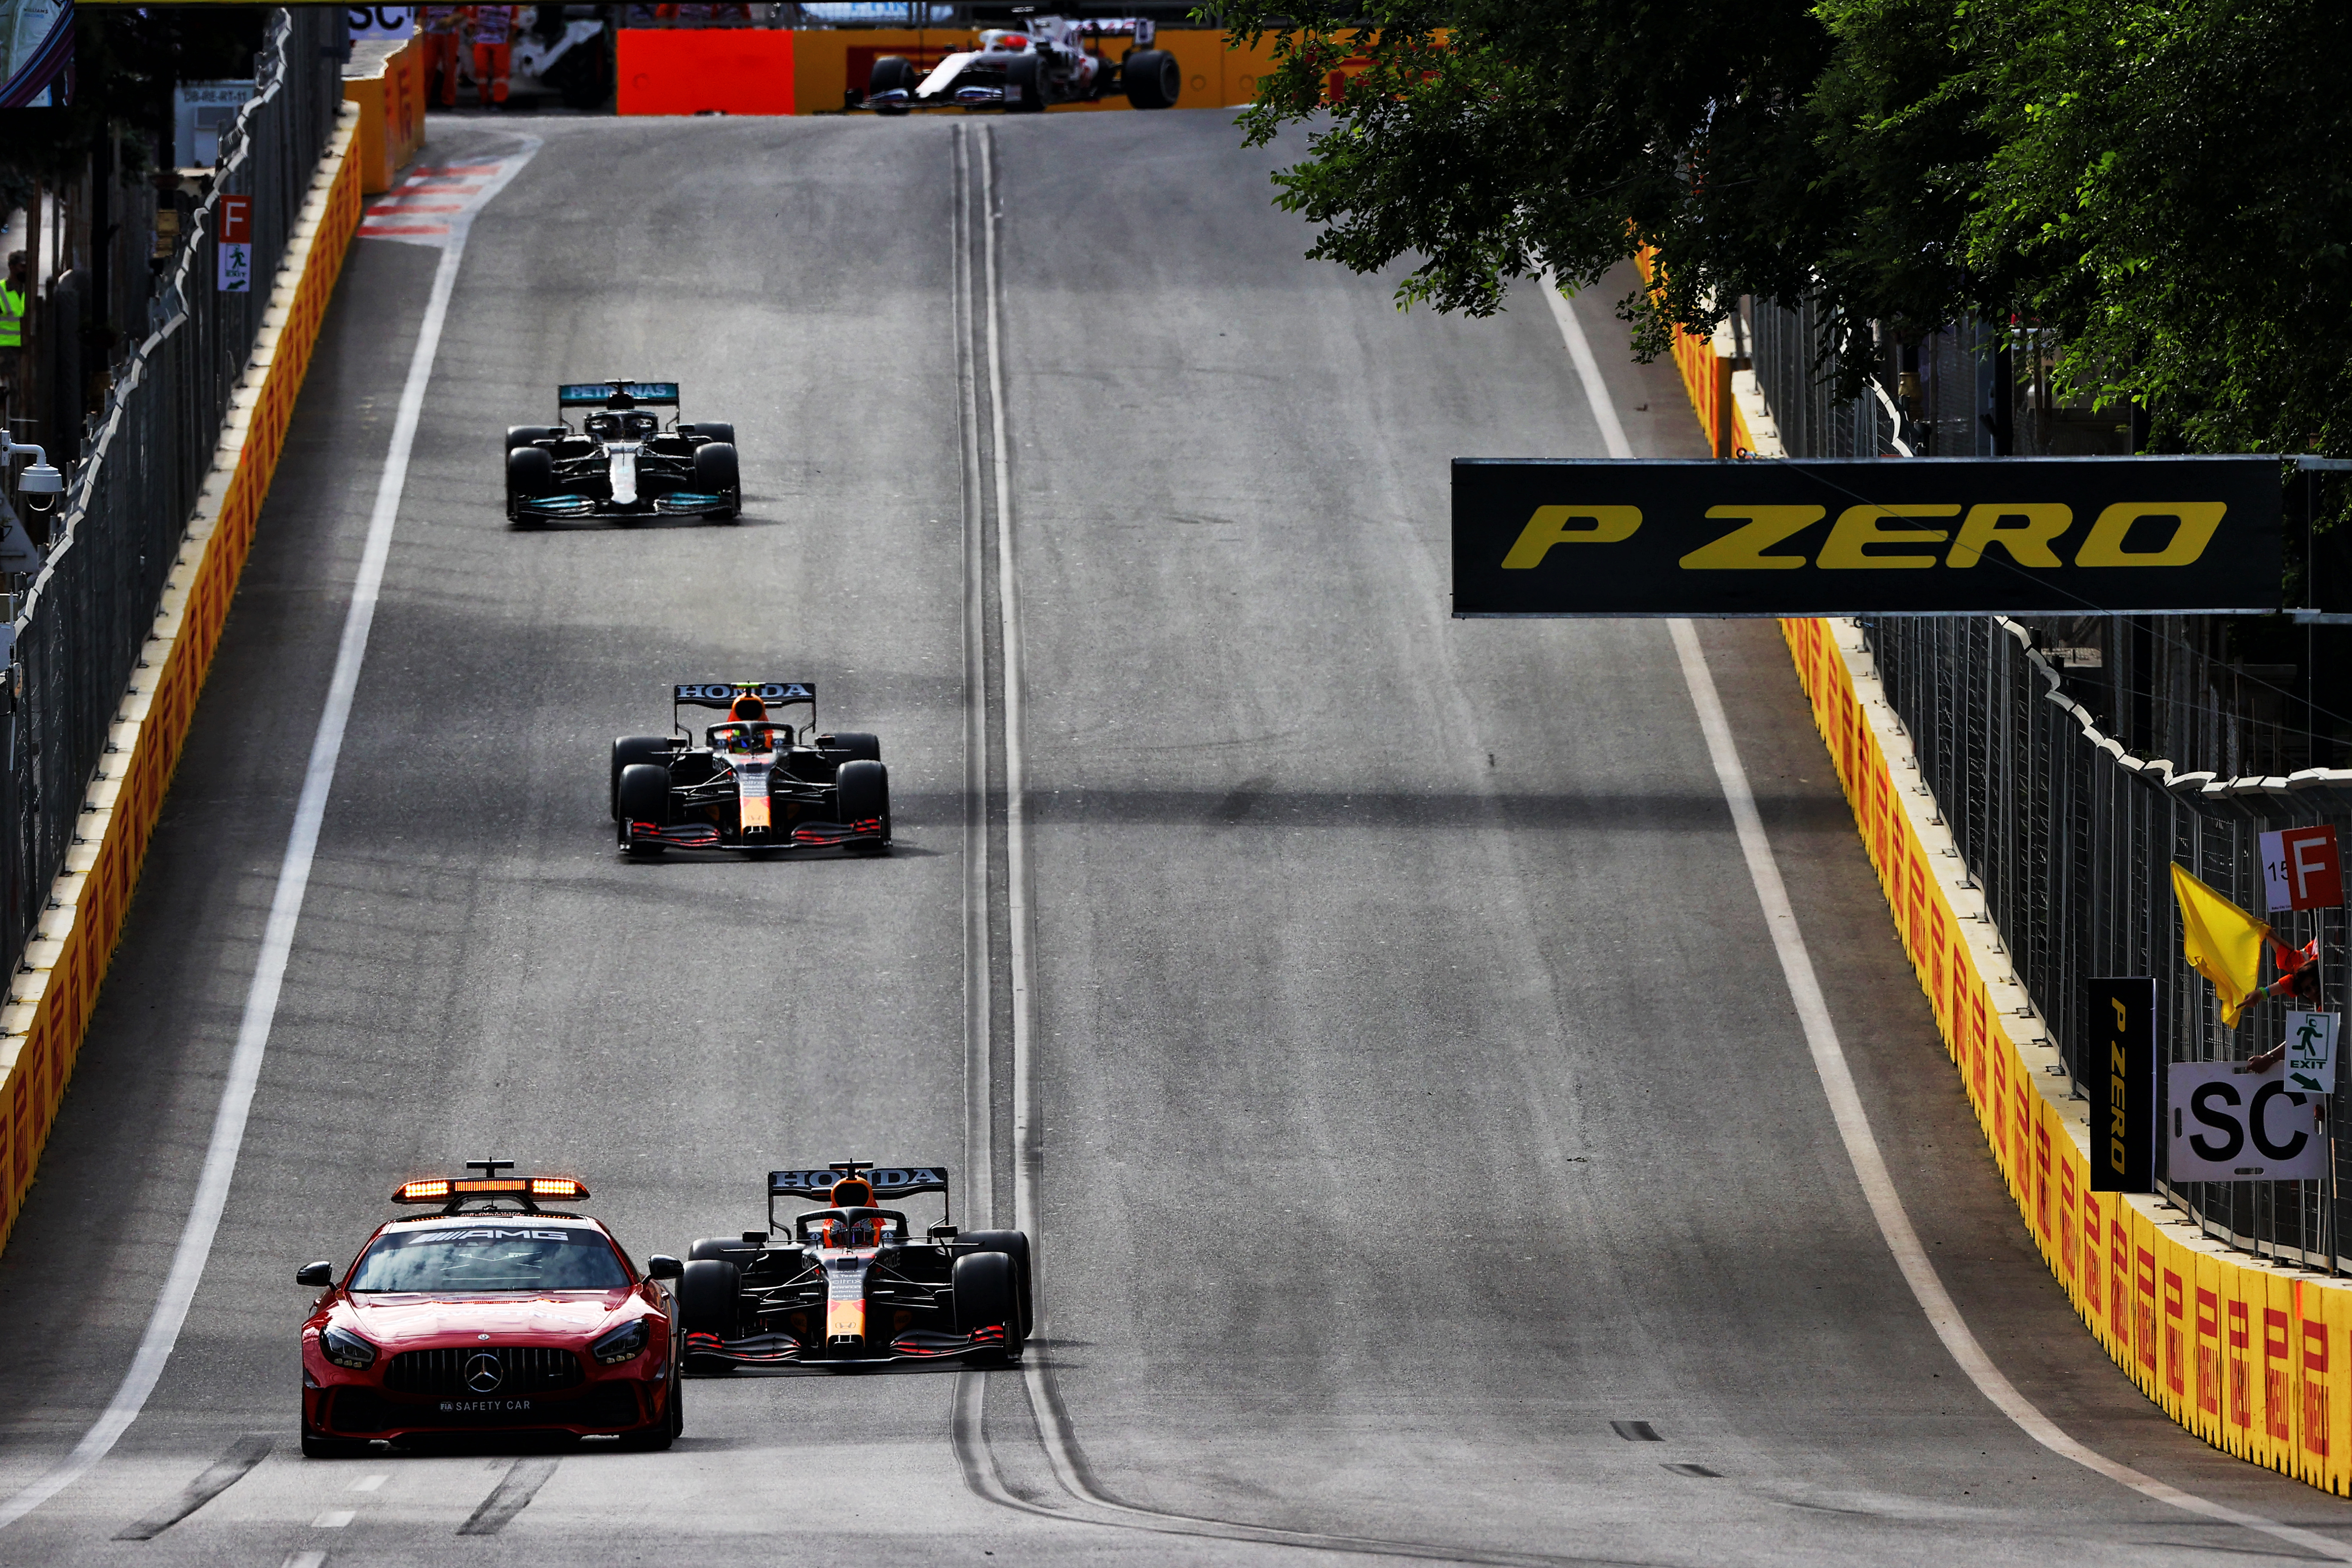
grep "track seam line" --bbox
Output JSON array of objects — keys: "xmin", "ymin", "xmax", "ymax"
[
  {"xmin": 1666, "ymin": 619, "xmax": 2352, "ymax": 1559},
  {"xmin": 0, "ymin": 141, "xmax": 538, "ymax": 1534}
]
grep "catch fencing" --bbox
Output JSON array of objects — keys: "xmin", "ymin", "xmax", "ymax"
[{"xmin": 3, "ymin": 8, "xmax": 344, "ymax": 958}]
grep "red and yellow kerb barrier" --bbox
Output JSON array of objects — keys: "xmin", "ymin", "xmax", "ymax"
[
  {"xmin": 1783, "ymin": 616, "xmax": 2352, "ymax": 1493},
  {"xmin": 345, "ymin": 35, "xmax": 428, "ymax": 195},
  {"xmin": 0, "ymin": 111, "xmax": 365, "ymax": 1255}
]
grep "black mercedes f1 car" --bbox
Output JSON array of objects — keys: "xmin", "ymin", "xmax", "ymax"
[
  {"xmin": 612, "ymin": 682, "xmax": 891, "ymax": 854},
  {"xmin": 506, "ymin": 381, "xmax": 739, "ymax": 524},
  {"xmin": 676, "ymin": 1163, "xmax": 1031, "ymax": 1370}
]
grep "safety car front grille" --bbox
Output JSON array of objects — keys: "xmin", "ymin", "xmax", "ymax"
[{"xmin": 381, "ymin": 1344, "xmax": 585, "ymax": 1396}]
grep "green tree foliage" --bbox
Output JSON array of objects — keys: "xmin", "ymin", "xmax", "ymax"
[{"xmin": 1213, "ymin": 0, "xmax": 2352, "ymax": 454}]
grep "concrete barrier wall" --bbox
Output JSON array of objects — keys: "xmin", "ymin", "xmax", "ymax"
[
  {"xmin": 1784, "ymin": 615, "xmax": 2352, "ymax": 1493},
  {"xmin": 344, "ymin": 36, "xmax": 426, "ymax": 194},
  {"xmin": 0, "ymin": 109, "xmax": 364, "ymax": 1255}
]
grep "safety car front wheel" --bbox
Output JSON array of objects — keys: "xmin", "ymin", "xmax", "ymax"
[{"xmin": 300, "ymin": 1408, "xmax": 370, "ymax": 1459}]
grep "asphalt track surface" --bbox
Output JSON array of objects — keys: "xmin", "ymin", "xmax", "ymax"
[{"xmin": 0, "ymin": 109, "xmax": 2349, "ymax": 1567}]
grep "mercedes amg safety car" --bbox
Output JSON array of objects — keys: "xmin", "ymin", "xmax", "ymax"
[
  {"xmin": 859, "ymin": 16, "xmax": 1180, "ymax": 114},
  {"xmin": 676, "ymin": 1162, "xmax": 1031, "ymax": 1370},
  {"xmin": 505, "ymin": 380, "xmax": 739, "ymax": 524},
  {"xmin": 295, "ymin": 1164, "xmax": 685, "ymax": 1456},
  {"xmin": 612, "ymin": 681, "xmax": 891, "ymax": 854}
]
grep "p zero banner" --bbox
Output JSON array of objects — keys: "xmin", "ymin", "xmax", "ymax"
[
  {"xmin": 1453, "ymin": 456, "xmax": 2282, "ymax": 616},
  {"xmin": 2087, "ymin": 977, "xmax": 2154, "ymax": 1192}
]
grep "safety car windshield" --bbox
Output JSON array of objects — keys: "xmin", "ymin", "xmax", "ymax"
[{"xmin": 349, "ymin": 1226, "xmax": 630, "ymax": 1292}]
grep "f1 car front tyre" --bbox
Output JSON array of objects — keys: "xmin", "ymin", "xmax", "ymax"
[
  {"xmin": 962, "ymin": 1230, "xmax": 1033, "ymax": 1337},
  {"xmin": 612, "ymin": 736, "xmax": 670, "ymax": 818},
  {"xmin": 1006, "ymin": 54, "xmax": 1045, "ymax": 112},
  {"xmin": 835, "ymin": 760, "xmax": 890, "ymax": 852},
  {"xmin": 952, "ymin": 1250, "xmax": 1023, "ymax": 1362},
  {"xmin": 869, "ymin": 54, "xmax": 914, "ymax": 114},
  {"xmin": 1124, "ymin": 49, "xmax": 1180, "ymax": 109},
  {"xmin": 616, "ymin": 763, "xmax": 673, "ymax": 853},
  {"xmin": 507, "ymin": 445, "xmax": 555, "ymax": 524},
  {"xmin": 678, "ymin": 1259, "xmax": 740, "ymax": 1366},
  {"xmin": 692, "ymin": 441, "xmax": 740, "ymax": 521}
]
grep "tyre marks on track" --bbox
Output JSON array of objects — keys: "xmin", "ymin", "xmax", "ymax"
[
  {"xmin": 111, "ymin": 1432, "xmax": 275, "ymax": 1539},
  {"xmin": 456, "ymin": 1455, "xmax": 560, "ymax": 1537},
  {"xmin": 939, "ymin": 118, "xmax": 1671, "ymax": 1568}
]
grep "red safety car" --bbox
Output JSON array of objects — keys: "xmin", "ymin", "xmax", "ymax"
[{"xmin": 296, "ymin": 1163, "xmax": 685, "ymax": 1456}]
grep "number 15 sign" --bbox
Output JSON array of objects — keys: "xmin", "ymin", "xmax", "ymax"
[{"xmin": 2262, "ymin": 825, "xmax": 2343, "ymax": 914}]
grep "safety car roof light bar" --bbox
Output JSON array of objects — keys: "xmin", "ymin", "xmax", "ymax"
[{"xmin": 392, "ymin": 1159, "xmax": 590, "ymax": 1213}]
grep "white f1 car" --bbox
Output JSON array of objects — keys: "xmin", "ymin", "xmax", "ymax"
[{"xmin": 861, "ymin": 16, "xmax": 1180, "ymax": 114}]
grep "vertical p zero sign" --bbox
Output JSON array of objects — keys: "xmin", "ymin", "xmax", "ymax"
[
  {"xmin": 2089, "ymin": 977, "xmax": 2155, "ymax": 1191},
  {"xmin": 217, "ymin": 194, "xmax": 252, "ymax": 294}
]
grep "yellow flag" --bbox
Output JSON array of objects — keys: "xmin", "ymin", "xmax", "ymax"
[{"xmin": 2172, "ymin": 865, "xmax": 2269, "ymax": 1028}]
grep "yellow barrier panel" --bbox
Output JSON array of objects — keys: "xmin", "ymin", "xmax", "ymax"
[
  {"xmin": 1782, "ymin": 616, "xmax": 2352, "ymax": 1494},
  {"xmin": 0, "ymin": 108, "xmax": 364, "ymax": 1256},
  {"xmin": 345, "ymin": 35, "xmax": 427, "ymax": 195}
]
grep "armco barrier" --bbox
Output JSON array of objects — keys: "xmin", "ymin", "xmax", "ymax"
[
  {"xmin": 344, "ymin": 34, "xmax": 426, "ymax": 194},
  {"xmin": 0, "ymin": 109, "xmax": 363, "ymax": 1255},
  {"xmin": 1784, "ymin": 615, "xmax": 2352, "ymax": 1492}
]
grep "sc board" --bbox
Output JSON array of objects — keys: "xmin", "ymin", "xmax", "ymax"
[{"xmin": 2167, "ymin": 1061, "xmax": 2328, "ymax": 1181}]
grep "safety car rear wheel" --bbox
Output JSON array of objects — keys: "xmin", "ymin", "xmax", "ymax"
[
  {"xmin": 692, "ymin": 441, "xmax": 740, "ymax": 521},
  {"xmin": 507, "ymin": 445, "xmax": 555, "ymax": 524},
  {"xmin": 869, "ymin": 54, "xmax": 914, "ymax": 114},
  {"xmin": 1006, "ymin": 54, "xmax": 1045, "ymax": 112},
  {"xmin": 835, "ymin": 759, "xmax": 890, "ymax": 853},
  {"xmin": 611, "ymin": 736, "xmax": 670, "ymax": 818},
  {"xmin": 1124, "ymin": 48, "xmax": 1179, "ymax": 109},
  {"xmin": 961, "ymin": 1230, "xmax": 1032, "ymax": 1337},
  {"xmin": 678, "ymin": 1259, "xmax": 740, "ymax": 1369},
  {"xmin": 616, "ymin": 763, "xmax": 673, "ymax": 854},
  {"xmin": 952, "ymin": 1250, "xmax": 1023, "ymax": 1363}
]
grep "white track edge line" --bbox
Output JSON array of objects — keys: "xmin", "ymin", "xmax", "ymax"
[
  {"xmin": 1666, "ymin": 618, "xmax": 2352, "ymax": 1560},
  {"xmin": 1541, "ymin": 272, "xmax": 1632, "ymax": 460},
  {"xmin": 0, "ymin": 144, "xmax": 535, "ymax": 1532}
]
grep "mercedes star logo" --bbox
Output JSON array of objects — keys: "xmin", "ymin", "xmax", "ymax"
[{"xmin": 464, "ymin": 1352, "xmax": 504, "ymax": 1393}]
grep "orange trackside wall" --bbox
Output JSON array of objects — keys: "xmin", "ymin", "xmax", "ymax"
[
  {"xmin": 1632, "ymin": 245, "xmax": 1750, "ymax": 457},
  {"xmin": 0, "ymin": 114, "xmax": 364, "ymax": 1258},
  {"xmin": 343, "ymin": 36, "xmax": 426, "ymax": 194},
  {"xmin": 1780, "ymin": 616, "xmax": 2352, "ymax": 1493},
  {"xmin": 789, "ymin": 28, "xmax": 1302, "ymax": 116}
]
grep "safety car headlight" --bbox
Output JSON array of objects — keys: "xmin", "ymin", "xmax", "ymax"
[
  {"xmin": 320, "ymin": 1326, "xmax": 377, "ymax": 1370},
  {"xmin": 591, "ymin": 1319, "xmax": 650, "ymax": 1365}
]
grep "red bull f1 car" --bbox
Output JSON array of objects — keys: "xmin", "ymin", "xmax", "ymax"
[
  {"xmin": 858, "ymin": 15, "xmax": 1180, "ymax": 113},
  {"xmin": 676, "ymin": 1162, "xmax": 1032, "ymax": 1370},
  {"xmin": 295, "ymin": 1163, "xmax": 685, "ymax": 1456},
  {"xmin": 612, "ymin": 682, "xmax": 891, "ymax": 855},
  {"xmin": 506, "ymin": 380, "xmax": 739, "ymax": 524}
]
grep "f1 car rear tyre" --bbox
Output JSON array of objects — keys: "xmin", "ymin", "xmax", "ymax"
[
  {"xmin": 683, "ymin": 421, "xmax": 735, "ymax": 447},
  {"xmin": 693, "ymin": 441, "xmax": 740, "ymax": 520},
  {"xmin": 506, "ymin": 424, "xmax": 563, "ymax": 450},
  {"xmin": 678, "ymin": 1259, "xmax": 740, "ymax": 1365},
  {"xmin": 507, "ymin": 444, "xmax": 555, "ymax": 524},
  {"xmin": 835, "ymin": 760, "xmax": 890, "ymax": 852},
  {"xmin": 870, "ymin": 54, "xmax": 914, "ymax": 114},
  {"xmin": 952, "ymin": 1249, "xmax": 1023, "ymax": 1362},
  {"xmin": 1124, "ymin": 49, "xmax": 1179, "ymax": 109},
  {"xmin": 616, "ymin": 763, "xmax": 673, "ymax": 853},
  {"xmin": 1006, "ymin": 53, "xmax": 1045, "ymax": 112},
  {"xmin": 612, "ymin": 736, "xmax": 670, "ymax": 818},
  {"xmin": 962, "ymin": 1230, "xmax": 1032, "ymax": 1337},
  {"xmin": 689, "ymin": 1236, "xmax": 760, "ymax": 1264},
  {"xmin": 827, "ymin": 732, "xmax": 881, "ymax": 763}
]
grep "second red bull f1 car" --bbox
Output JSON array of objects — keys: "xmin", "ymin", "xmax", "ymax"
[
  {"xmin": 612, "ymin": 682, "xmax": 891, "ymax": 854},
  {"xmin": 675, "ymin": 1163, "xmax": 1032, "ymax": 1369}
]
